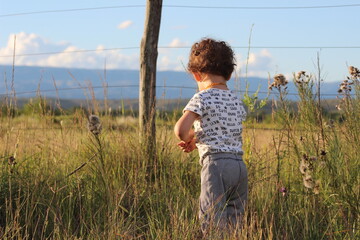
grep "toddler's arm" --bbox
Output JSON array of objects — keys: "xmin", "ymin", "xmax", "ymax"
[{"xmin": 174, "ymin": 110, "xmax": 198, "ymax": 143}]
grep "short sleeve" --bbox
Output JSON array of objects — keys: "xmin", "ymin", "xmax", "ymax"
[{"xmin": 183, "ymin": 93, "xmax": 204, "ymax": 117}]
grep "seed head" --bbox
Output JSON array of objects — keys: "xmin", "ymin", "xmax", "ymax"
[
  {"xmin": 296, "ymin": 71, "xmax": 306, "ymax": 79},
  {"xmin": 269, "ymin": 74, "xmax": 288, "ymax": 90},
  {"xmin": 295, "ymin": 71, "xmax": 309, "ymax": 84},
  {"xmin": 299, "ymin": 154, "xmax": 320, "ymax": 191},
  {"xmin": 303, "ymin": 173, "xmax": 315, "ymax": 189},
  {"xmin": 349, "ymin": 66, "xmax": 360, "ymax": 79},
  {"xmin": 313, "ymin": 180, "xmax": 321, "ymax": 194},
  {"xmin": 338, "ymin": 80, "xmax": 352, "ymax": 94},
  {"xmin": 8, "ymin": 156, "xmax": 16, "ymax": 166},
  {"xmin": 299, "ymin": 154, "xmax": 314, "ymax": 175},
  {"xmin": 87, "ymin": 115, "xmax": 102, "ymax": 135},
  {"xmin": 299, "ymin": 160, "xmax": 308, "ymax": 175},
  {"xmin": 320, "ymin": 150, "xmax": 327, "ymax": 156},
  {"xmin": 274, "ymin": 74, "xmax": 288, "ymax": 85}
]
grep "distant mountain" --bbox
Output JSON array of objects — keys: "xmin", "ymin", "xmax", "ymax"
[{"xmin": 0, "ymin": 65, "xmax": 341, "ymax": 101}]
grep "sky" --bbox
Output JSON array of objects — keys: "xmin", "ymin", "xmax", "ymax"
[{"xmin": 1, "ymin": 0, "xmax": 360, "ymax": 82}]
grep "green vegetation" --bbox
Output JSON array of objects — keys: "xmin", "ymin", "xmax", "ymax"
[{"xmin": 0, "ymin": 68, "xmax": 359, "ymax": 239}]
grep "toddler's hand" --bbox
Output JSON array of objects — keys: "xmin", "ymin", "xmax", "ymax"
[{"xmin": 177, "ymin": 138, "xmax": 197, "ymax": 153}]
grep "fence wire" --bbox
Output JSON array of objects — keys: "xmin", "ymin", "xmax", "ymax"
[{"xmin": 0, "ymin": 84, "xmax": 344, "ymax": 97}]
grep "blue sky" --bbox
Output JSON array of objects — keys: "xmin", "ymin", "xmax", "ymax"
[{"xmin": 1, "ymin": 0, "xmax": 359, "ymax": 82}]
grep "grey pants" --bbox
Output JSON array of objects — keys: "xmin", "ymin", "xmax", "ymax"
[{"xmin": 199, "ymin": 152, "xmax": 248, "ymax": 232}]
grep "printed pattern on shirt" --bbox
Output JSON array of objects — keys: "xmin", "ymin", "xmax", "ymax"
[{"xmin": 183, "ymin": 88, "xmax": 247, "ymax": 160}]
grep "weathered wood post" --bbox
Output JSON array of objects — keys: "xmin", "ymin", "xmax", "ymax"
[{"xmin": 139, "ymin": 0, "xmax": 163, "ymax": 156}]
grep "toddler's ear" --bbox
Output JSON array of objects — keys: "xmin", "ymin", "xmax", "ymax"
[{"xmin": 192, "ymin": 72, "xmax": 202, "ymax": 82}]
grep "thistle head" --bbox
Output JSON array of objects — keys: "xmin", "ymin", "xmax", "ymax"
[
  {"xmin": 295, "ymin": 71, "xmax": 309, "ymax": 84},
  {"xmin": 87, "ymin": 115, "xmax": 102, "ymax": 135},
  {"xmin": 303, "ymin": 173, "xmax": 315, "ymax": 189},
  {"xmin": 338, "ymin": 80, "xmax": 352, "ymax": 94},
  {"xmin": 8, "ymin": 156, "xmax": 16, "ymax": 166},
  {"xmin": 269, "ymin": 74, "xmax": 288, "ymax": 90},
  {"xmin": 299, "ymin": 159, "xmax": 308, "ymax": 175},
  {"xmin": 313, "ymin": 180, "xmax": 321, "ymax": 194},
  {"xmin": 348, "ymin": 66, "xmax": 360, "ymax": 79},
  {"xmin": 299, "ymin": 154, "xmax": 313, "ymax": 175}
]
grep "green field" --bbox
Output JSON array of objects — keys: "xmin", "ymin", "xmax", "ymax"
[{"xmin": 0, "ymin": 74, "xmax": 359, "ymax": 239}]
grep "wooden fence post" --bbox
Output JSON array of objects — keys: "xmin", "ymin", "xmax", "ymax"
[{"xmin": 139, "ymin": 0, "xmax": 163, "ymax": 155}]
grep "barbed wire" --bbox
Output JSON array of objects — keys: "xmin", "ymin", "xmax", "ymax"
[
  {"xmin": 1, "ymin": 45, "xmax": 360, "ymax": 58},
  {"xmin": 0, "ymin": 47, "xmax": 139, "ymax": 58},
  {"xmin": 164, "ymin": 4, "xmax": 360, "ymax": 10},
  {"xmin": 1, "ymin": 3, "xmax": 360, "ymax": 18},
  {"xmin": 0, "ymin": 84, "xmax": 344, "ymax": 97},
  {"xmin": 0, "ymin": 84, "xmax": 140, "ymax": 97}
]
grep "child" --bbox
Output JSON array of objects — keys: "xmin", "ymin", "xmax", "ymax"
[{"xmin": 174, "ymin": 38, "xmax": 248, "ymax": 233}]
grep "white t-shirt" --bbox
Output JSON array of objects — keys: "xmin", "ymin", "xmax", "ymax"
[{"xmin": 184, "ymin": 88, "xmax": 247, "ymax": 163}]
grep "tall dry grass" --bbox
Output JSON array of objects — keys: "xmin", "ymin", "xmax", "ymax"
[{"xmin": 0, "ymin": 66, "xmax": 359, "ymax": 239}]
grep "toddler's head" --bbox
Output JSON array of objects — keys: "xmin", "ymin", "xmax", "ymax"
[{"xmin": 187, "ymin": 38, "xmax": 236, "ymax": 80}]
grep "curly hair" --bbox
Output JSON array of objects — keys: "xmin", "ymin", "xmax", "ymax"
[{"xmin": 187, "ymin": 38, "xmax": 236, "ymax": 80}]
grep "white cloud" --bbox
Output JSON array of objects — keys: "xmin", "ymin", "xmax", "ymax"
[
  {"xmin": 0, "ymin": 32, "xmax": 69, "ymax": 63},
  {"xmin": 236, "ymin": 49, "xmax": 274, "ymax": 78},
  {"xmin": 0, "ymin": 32, "xmax": 139, "ymax": 69},
  {"xmin": 169, "ymin": 38, "xmax": 187, "ymax": 48},
  {"xmin": 0, "ymin": 33, "xmax": 275, "ymax": 78},
  {"xmin": 156, "ymin": 38, "xmax": 188, "ymax": 71},
  {"xmin": 117, "ymin": 20, "xmax": 133, "ymax": 29}
]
